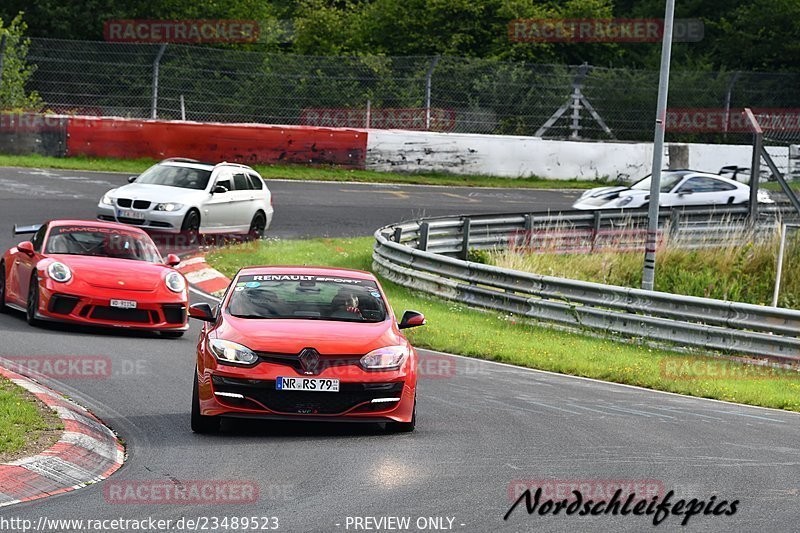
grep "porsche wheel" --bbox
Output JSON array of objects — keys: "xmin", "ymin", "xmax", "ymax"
[
  {"xmin": 26, "ymin": 274, "xmax": 41, "ymax": 326},
  {"xmin": 386, "ymin": 396, "xmax": 416, "ymax": 433},
  {"xmin": 191, "ymin": 370, "xmax": 220, "ymax": 434},
  {"xmin": 0, "ymin": 262, "xmax": 7, "ymax": 313}
]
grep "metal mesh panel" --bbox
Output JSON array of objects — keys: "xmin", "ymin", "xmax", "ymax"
[{"xmin": 22, "ymin": 38, "xmax": 800, "ymax": 142}]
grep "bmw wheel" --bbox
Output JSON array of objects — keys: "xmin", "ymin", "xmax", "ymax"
[
  {"xmin": 248, "ymin": 211, "xmax": 266, "ymax": 240},
  {"xmin": 181, "ymin": 209, "xmax": 201, "ymax": 246}
]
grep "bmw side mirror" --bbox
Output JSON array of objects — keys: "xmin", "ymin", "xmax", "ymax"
[
  {"xmin": 212, "ymin": 185, "xmax": 228, "ymax": 194},
  {"xmin": 166, "ymin": 253, "xmax": 181, "ymax": 267},
  {"xmin": 17, "ymin": 241, "xmax": 34, "ymax": 256},
  {"xmin": 399, "ymin": 310, "xmax": 426, "ymax": 329},
  {"xmin": 189, "ymin": 303, "xmax": 215, "ymax": 322},
  {"xmin": 128, "ymin": 176, "xmax": 137, "ymax": 183}
]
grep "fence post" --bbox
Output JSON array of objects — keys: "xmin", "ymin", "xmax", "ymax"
[
  {"xmin": 460, "ymin": 217, "xmax": 471, "ymax": 260},
  {"xmin": 366, "ymin": 99, "xmax": 371, "ymax": 128},
  {"xmin": 151, "ymin": 44, "xmax": 167, "ymax": 119},
  {"xmin": 523, "ymin": 214, "xmax": 533, "ymax": 249},
  {"xmin": 179, "ymin": 94, "xmax": 186, "ymax": 120},
  {"xmin": 425, "ymin": 56, "xmax": 441, "ymax": 131},
  {"xmin": 669, "ymin": 208, "xmax": 681, "ymax": 238},
  {"xmin": 418, "ymin": 222, "xmax": 430, "ymax": 251},
  {"xmin": 0, "ymin": 34, "xmax": 7, "ymax": 92}
]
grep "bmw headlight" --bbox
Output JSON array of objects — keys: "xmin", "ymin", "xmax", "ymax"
[
  {"xmin": 101, "ymin": 194, "xmax": 114, "ymax": 206},
  {"xmin": 616, "ymin": 196, "xmax": 633, "ymax": 207},
  {"xmin": 208, "ymin": 339, "xmax": 258, "ymax": 365},
  {"xmin": 165, "ymin": 271, "xmax": 186, "ymax": 293},
  {"xmin": 47, "ymin": 262, "xmax": 72, "ymax": 283},
  {"xmin": 154, "ymin": 203, "xmax": 184, "ymax": 212},
  {"xmin": 360, "ymin": 345, "xmax": 410, "ymax": 370}
]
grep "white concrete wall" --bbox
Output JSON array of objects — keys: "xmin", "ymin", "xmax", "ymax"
[{"xmin": 365, "ymin": 129, "xmax": 786, "ymax": 181}]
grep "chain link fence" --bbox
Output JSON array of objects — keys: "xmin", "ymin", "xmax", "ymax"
[{"xmin": 23, "ymin": 38, "xmax": 800, "ymax": 142}]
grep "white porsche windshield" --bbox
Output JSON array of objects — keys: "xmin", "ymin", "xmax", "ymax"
[
  {"xmin": 227, "ymin": 274, "xmax": 387, "ymax": 322},
  {"xmin": 631, "ymin": 172, "xmax": 686, "ymax": 193}
]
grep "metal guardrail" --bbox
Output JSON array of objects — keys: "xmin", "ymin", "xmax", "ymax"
[{"xmin": 374, "ymin": 204, "xmax": 800, "ymax": 362}]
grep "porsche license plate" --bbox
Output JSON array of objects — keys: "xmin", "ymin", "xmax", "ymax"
[
  {"xmin": 276, "ymin": 377, "xmax": 339, "ymax": 392},
  {"xmin": 110, "ymin": 299, "xmax": 137, "ymax": 309},
  {"xmin": 118, "ymin": 209, "xmax": 145, "ymax": 220}
]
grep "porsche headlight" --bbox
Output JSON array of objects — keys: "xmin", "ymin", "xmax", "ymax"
[
  {"xmin": 47, "ymin": 262, "xmax": 72, "ymax": 283},
  {"xmin": 360, "ymin": 345, "xmax": 410, "ymax": 370},
  {"xmin": 101, "ymin": 194, "xmax": 114, "ymax": 206},
  {"xmin": 208, "ymin": 339, "xmax": 258, "ymax": 365},
  {"xmin": 154, "ymin": 203, "xmax": 184, "ymax": 212},
  {"xmin": 616, "ymin": 196, "xmax": 633, "ymax": 207},
  {"xmin": 165, "ymin": 271, "xmax": 186, "ymax": 293}
]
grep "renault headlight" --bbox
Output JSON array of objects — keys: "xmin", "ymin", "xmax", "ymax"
[
  {"xmin": 165, "ymin": 271, "xmax": 186, "ymax": 293},
  {"xmin": 47, "ymin": 262, "xmax": 72, "ymax": 283},
  {"xmin": 154, "ymin": 203, "xmax": 184, "ymax": 212},
  {"xmin": 360, "ymin": 345, "xmax": 410, "ymax": 370},
  {"xmin": 208, "ymin": 339, "xmax": 258, "ymax": 365}
]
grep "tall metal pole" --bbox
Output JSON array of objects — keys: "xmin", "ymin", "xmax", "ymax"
[
  {"xmin": 424, "ymin": 55, "xmax": 440, "ymax": 130},
  {"xmin": 642, "ymin": 0, "xmax": 676, "ymax": 291},
  {"xmin": 151, "ymin": 44, "xmax": 167, "ymax": 120}
]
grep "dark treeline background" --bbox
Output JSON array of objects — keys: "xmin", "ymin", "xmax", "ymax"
[{"xmin": 2, "ymin": 0, "xmax": 799, "ymax": 71}]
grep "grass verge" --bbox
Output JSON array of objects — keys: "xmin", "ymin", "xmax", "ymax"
[
  {"xmin": 0, "ymin": 376, "xmax": 62, "ymax": 462},
  {"xmin": 207, "ymin": 237, "xmax": 800, "ymax": 412},
  {"xmin": 0, "ymin": 154, "xmax": 603, "ymax": 189}
]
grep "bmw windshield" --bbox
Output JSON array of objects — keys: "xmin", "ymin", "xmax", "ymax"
[
  {"xmin": 45, "ymin": 226, "xmax": 162, "ymax": 262},
  {"xmin": 227, "ymin": 274, "xmax": 387, "ymax": 323},
  {"xmin": 135, "ymin": 164, "xmax": 212, "ymax": 190}
]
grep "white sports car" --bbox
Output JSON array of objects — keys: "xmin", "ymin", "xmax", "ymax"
[{"xmin": 572, "ymin": 170, "xmax": 773, "ymax": 210}]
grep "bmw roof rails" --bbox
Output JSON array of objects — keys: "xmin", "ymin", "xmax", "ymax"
[
  {"xmin": 213, "ymin": 161, "xmax": 255, "ymax": 170},
  {"xmin": 161, "ymin": 157, "xmax": 201, "ymax": 163}
]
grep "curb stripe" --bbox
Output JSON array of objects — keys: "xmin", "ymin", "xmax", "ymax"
[{"xmin": 0, "ymin": 363, "xmax": 125, "ymax": 508}]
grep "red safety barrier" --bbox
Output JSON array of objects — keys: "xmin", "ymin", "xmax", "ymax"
[{"xmin": 66, "ymin": 117, "xmax": 367, "ymax": 167}]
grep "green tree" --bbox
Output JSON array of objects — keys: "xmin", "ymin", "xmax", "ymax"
[{"xmin": 0, "ymin": 13, "xmax": 40, "ymax": 110}]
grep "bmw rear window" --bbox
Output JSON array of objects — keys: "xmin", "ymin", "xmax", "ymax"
[{"xmin": 226, "ymin": 274, "xmax": 387, "ymax": 322}]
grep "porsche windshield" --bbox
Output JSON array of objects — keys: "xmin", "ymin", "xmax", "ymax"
[
  {"xmin": 631, "ymin": 172, "xmax": 688, "ymax": 193},
  {"xmin": 45, "ymin": 226, "xmax": 162, "ymax": 262},
  {"xmin": 227, "ymin": 275, "xmax": 387, "ymax": 322},
  {"xmin": 135, "ymin": 164, "xmax": 212, "ymax": 190}
]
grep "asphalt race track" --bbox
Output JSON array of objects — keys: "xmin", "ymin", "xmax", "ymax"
[{"xmin": 1, "ymin": 166, "xmax": 799, "ymax": 532}]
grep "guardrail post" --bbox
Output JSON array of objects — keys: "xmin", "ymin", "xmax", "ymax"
[
  {"xmin": 392, "ymin": 226, "xmax": 403, "ymax": 243},
  {"xmin": 418, "ymin": 222, "xmax": 430, "ymax": 251},
  {"xmin": 591, "ymin": 211, "xmax": 601, "ymax": 252},
  {"xmin": 460, "ymin": 217, "xmax": 471, "ymax": 260},
  {"xmin": 669, "ymin": 209, "xmax": 681, "ymax": 238},
  {"xmin": 523, "ymin": 214, "xmax": 533, "ymax": 250}
]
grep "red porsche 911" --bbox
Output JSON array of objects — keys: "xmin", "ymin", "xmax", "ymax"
[
  {"xmin": 189, "ymin": 266, "xmax": 425, "ymax": 433},
  {"xmin": 0, "ymin": 220, "xmax": 189, "ymax": 337}
]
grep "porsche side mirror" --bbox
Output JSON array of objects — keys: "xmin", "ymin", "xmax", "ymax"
[
  {"xmin": 128, "ymin": 176, "xmax": 137, "ymax": 183},
  {"xmin": 166, "ymin": 253, "xmax": 181, "ymax": 267},
  {"xmin": 399, "ymin": 310, "xmax": 426, "ymax": 329},
  {"xmin": 189, "ymin": 303, "xmax": 215, "ymax": 322},
  {"xmin": 17, "ymin": 241, "xmax": 34, "ymax": 256},
  {"xmin": 212, "ymin": 185, "xmax": 228, "ymax": 194}
]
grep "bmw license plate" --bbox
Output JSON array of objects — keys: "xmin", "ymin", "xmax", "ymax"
[
  {"xmin": 110, "ymin": 299, "xmax": 137, "ymax": 309},
  {"xmin": 276, "ymin": 377, "xmax": 339, "ymax": 392},
  {"xmin": 118, "ymin": 209, "xmax": 145, "ymax": 220}
]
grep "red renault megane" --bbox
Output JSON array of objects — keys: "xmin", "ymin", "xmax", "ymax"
[{"xmin": 189, "ymin": 266, "xmax": 425, "ymax": 433}]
